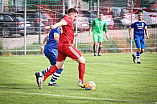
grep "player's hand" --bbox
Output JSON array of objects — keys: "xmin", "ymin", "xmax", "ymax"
[
  {"xmin": 41, "ymin": 45, "xmax": 44, "ymax": 51},
  {"xmin": 89, "ymin": 30, "xmax": 91, "ymax": 36},
  {"xmin": 146, "ymin": 35, "xmax": 149, "ymax": 39},
  {"xmin": 105, "ymin": 33, "xmax": 109, "ymax": 40},
  {"xmin": 50, "ymin": 25, "xmax": 56, "ymax": 29},
  {"xmin": 130, "ymin": 36, "xmax": 133, "ymax": 39}
]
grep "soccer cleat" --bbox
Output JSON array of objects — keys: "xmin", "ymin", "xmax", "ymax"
[
  {"xmin": 77, "ymin": 79, "xmax": 85, "ymax": 88},
  {"xmin": 38, "ymin": 76, "xmax": 44, "ymax": 90},
  {"xmin": 132, "ymin": 54, "xmax": 136, "ymax": 63},
  {"xmin": 94, "ymin": 53, "xmax": 96, "ymax": 56},
  {"xmin": 98, "ymin": 54, "xmax": 101, "ymax": 56},
  {"xmin": 35, "ymin": 72, "xmax": 40, "ymax": 87},
  {"xmin": 48, "ymin": 83, "xmax": 59, "ymax": 87},
  {"xmin": 137, "ymin": 61, "xmax": 141, "ymax": 64}
]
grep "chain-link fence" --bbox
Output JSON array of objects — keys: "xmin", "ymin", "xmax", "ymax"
[{"xmin": 0, "ymin": 0, "xmax": 156, "ymax": 55}]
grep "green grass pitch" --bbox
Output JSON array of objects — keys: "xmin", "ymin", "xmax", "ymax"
[{"xmin": 0, "ymin": 53, "xmax": 157, "ymax": 104}]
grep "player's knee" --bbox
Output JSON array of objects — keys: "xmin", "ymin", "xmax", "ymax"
[
  {"xmin": 77, "ymin": 56, "xmax": 85, "ymax": 63},
  {"xmin": 61, "ymin": 64, "xmax": 64, "ymax": 69},
  {"xmin": 137, "ymin": 48, "xmax": 141, "ymax": 52},
  {"xmin": 56, "ymin": 61, "xmax": 64, "ymax": 69},
  {"xmin": 81, "ymin": 57, "xmax": 85, "ymax": 63}
]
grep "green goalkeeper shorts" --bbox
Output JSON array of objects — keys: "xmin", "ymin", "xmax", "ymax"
[{"xmin": 93, "ymin": 33, "xmax": 103, "ymax": 42}]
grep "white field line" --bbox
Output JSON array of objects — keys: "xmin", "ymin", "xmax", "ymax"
[{"xmin": 0, "ymin": 91, "xmax": 156, "ymax": 103}]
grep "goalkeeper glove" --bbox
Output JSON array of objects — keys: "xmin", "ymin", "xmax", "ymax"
[
  {"xmin": 105, "ymin": 33, "xmax": 109, "ymax": 40},
  {"xmin": 89, "ymin": 30, "xmax": 91, "ymax": 36}
]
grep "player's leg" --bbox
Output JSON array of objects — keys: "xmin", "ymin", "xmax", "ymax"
[
  {"xmin": 141, "ymin": 49, "xmax": 144, "ymax": 53},
  {"xmin": 37, "ymin": 47, "xmax": 66, "ymax": 89},
  {"xmin": 97, "ymin": 34, "xmax": 103, "ymax": 56},
  {"xmin": 35, "ymin": 46, "xmax": 52, "ymax": 86},
  {"xmin": 137, "ymin": 38, "xmax": 145, "ymax": 64},
  {"xmin": 48, "ymin": 65, "xmax": 64, "ymax": 86},
  {"xmin": 132, "ymin": 38, "xmax": 141, "ymax": 63},
  {"xmin": 76, "ymin": 56, "xmax": 85, "ymax": 88},
  {"xmin": 132, "ymin": 53, "xmax": 136, "ymax": 63},
  {"xmin": 46, "ymin": 49, "xmax": 63, "ymax": 86},
  {"xmin": 43, "ymin": 46, "xmax": 66, "ymax": 82},
  {"xmin": 98, "ymin": 42, "xmax": 102, "ymax": 56},
  {"xmin": 44, "ymin": 60, "xmax": 65, "ymax": 82},
  {"xmin": 63, "ymin": 45, "xmax": 86, "ymax": 88},
  {"xmin": 37, "ymin": 60, "xmax": 65, "ymax": 89},
  {"xmin": 36, "ymin": 48, "xmax": 64, "ymax": 86},
  {"xmin": 93, "ymin": 42, "xmax": 97, "ymax": 56},
  {"xmin": 35, "ymin": 64, "xmax": 64, "ymax": 89},
  {"xmin": 93, "ymin": 34, "xmax": 98, "ymax": 56},
  {"xmin": 136, "ymin": 48, "xmax": 141, "ymax": 64}
]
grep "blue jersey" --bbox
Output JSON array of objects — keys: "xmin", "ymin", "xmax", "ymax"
[
  {"xmin": 130, "ymin": 20, "xmax": 147, "ymax": 38},
  {"xmin": 46, "ymin": 27, "xmax": 59, "ymax": 49}
]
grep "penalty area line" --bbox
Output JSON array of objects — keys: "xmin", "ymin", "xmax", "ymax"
[{"xmin": 0, "ymin": 91, "xmax": 156, "ymax": 104}]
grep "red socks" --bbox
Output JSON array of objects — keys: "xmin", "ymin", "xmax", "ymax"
[
  {"xmin": 44, "ymin": 65, "xmax": 58, "ymax": 81},
  {"xmin": 44, "ymin": 63, "xmax": 85, "ymax": 83},
  {"xmin": 78, "ymin": 63, "xmax": 85, "ymax": 83}
]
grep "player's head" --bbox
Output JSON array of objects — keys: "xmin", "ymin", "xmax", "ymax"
[
  {"xmin": 67, "ymin": 8, "xmax": 78, "ymax": 21},
  {"xmin": 98, "ymin": 13, "xmax": 103, "ymax": 21},
  {"xmin": 137, "ymin": 10, "xmax": 143, "ymax": 21}
]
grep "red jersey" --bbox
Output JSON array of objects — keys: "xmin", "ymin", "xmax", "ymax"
[{"xmin": 58, "ymin": 16, "xmax": 74, "ymax": 46}]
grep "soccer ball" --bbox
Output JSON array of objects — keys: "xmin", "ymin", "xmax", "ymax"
[{"xmin": 85, "ymin": 81, "xmax": 96, "ymax": 91}]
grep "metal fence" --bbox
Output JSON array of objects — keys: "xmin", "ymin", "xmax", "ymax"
[{"xmin": 0, "ymin": 0, "xmax": 156, "ymax": 55}]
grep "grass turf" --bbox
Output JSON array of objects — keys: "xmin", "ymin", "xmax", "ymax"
[{"xmin": 0, "ymin": 53, "xmax": 157, "ymax": 104}]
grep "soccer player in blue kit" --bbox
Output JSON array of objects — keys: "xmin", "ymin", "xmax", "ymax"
[
  {"xmin": 129, "ymin": 10, "xmax": 149, "ymax": 64},
  {"xmin": 35, "ymin": 27, "xmax": 64, "ymax": 86}
]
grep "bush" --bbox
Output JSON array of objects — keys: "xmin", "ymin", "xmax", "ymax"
[{"xmin": 0, "ymin": 38, "xmax": 3, "ymax": 55}]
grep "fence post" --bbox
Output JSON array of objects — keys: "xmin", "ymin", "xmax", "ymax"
[
  {"xmin": 68, "ymin": 0, "xmax": 71, "ymax": 9},
  {"xmin": 98, "ymin": 0, "xmax": 100, "ymax": 15},
  {"xmin": 63, "ymin": 0, "xmax": 65, "ymax": 15},
  {"xmin": 75, "ymin": 0, "xmax": 78, "ymax": 49},
  {"xmin": 1, "ymin": 0, "xmax": 3, "ymax": 12},
  {"xmin": 39, "ymin": 0, "xmax": 41, "ymax": 44},
  {"xmin": 24, "ymin": 0, "xmax": 27, "ymax": 55},
  {"xmin": 130, "ymin": 0, "xmax": 133, "ymax": 53}
]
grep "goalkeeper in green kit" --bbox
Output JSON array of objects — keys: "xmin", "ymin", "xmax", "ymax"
[{"xmin": 89, "ymin": 13, "xmax": 108, "ymax": 56}]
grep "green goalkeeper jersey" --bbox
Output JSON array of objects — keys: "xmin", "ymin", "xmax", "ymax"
[{"xmin": 90, "ymin": 18, "xmax": 107, "ymax": 34}]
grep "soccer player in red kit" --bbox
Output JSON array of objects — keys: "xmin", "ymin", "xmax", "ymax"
[{"xmin": 36, "ymin": 8, "xmax": 85, "ymax": 89}]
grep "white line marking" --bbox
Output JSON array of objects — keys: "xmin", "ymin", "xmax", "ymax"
[{"xmin": 0, "ymin": 91, "xmax": 156, "ymax": 103}]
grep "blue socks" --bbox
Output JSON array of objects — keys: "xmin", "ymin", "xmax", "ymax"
[{"xmin": 136, "ymin": 52, "xmax": 140, "ymax": 62}]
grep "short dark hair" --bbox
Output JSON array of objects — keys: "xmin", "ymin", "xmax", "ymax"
[
  {"xmin": 138, "ymin": 9, "xmax": 143, "ymax": 14},
  {"xmin": 67, "ymin": 8, "xmax": 78, "ymax": 14}
]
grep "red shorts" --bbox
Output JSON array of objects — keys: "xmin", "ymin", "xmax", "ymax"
[{"xmin": 57, "ymin": 45, "xmax": 82, "ymax": 61}]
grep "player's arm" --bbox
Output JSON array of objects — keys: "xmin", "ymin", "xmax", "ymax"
[
  {"xmin": 103, "ymin": 22, "xmax": 108, "ymax": 33},
  {"xmin": 103, "ymin": 23, "xmax": 109, "ymax": 39},
  {"xmin": 50, "ymin": 19, "xmax": 67, "ymax": 29},
  {"xmin": 89, "ymin": 20, "xmax": 95, "ymax": 35},
  {"xmin": 41, "ymin": 33, "xmax": 49, "ymax": 51},
  {"xmin": 129, "ymin": 23, "xmax": 135, "ymax": 39},
  {"xmin": 129, "ymin": 27, "xmax": 132, "ymax": 39},
  {"xmin": 54, "ymin": 27, "xmax": 60, "ymax": 42},
  {"xmin": 145, "ymin": 27, "xmax": 149, "ymax": 39},
  {"xmin": 90, "ymin": 20, "xmax": 95, "ymax": 31},
  {"xmin": 54, "ymin": 33, "xmax": 59, "ymax": 42}
]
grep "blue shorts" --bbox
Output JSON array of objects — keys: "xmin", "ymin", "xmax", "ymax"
[
  {"xmin": 134, "ymin": 36, "xmax": 145, "ymax": 49},
  {"xmin": 44, "ymin": 44, "xmax": 58, "ymax": 65}
]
